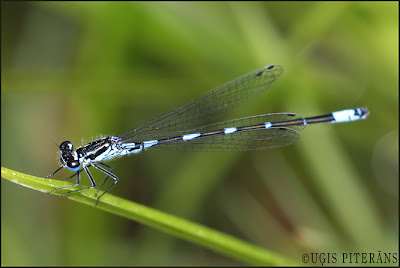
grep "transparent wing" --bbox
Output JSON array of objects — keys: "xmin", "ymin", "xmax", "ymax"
[
  {"xmin": 140, "ymin": 113, "xmax": 306, "ymax": 152},
  {"xmin": 120, "ymin": 65, "xmax": 283, "ymax": 142}
]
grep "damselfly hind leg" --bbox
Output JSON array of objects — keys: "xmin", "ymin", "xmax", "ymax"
[
  {"xmin": 91, "ymin": 163, "xmax": 119, "ymax": 207},
  {"xmin": 94, "ymin": 162, "xmax": 114, "ymax": 197}
]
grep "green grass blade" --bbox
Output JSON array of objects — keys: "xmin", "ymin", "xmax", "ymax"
[{"xmin": 1, "ymin": 166, "xmax": 296, "ymax": 266}]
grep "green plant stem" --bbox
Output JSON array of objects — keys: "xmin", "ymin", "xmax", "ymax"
[{"xmin": 2, "ymin": 166, "xmax": 296, "ymax": 266}]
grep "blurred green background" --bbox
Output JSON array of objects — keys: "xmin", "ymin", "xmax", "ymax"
[{"xmin": 1, "ymin": 1, "xmax": 398, "ymax": 266}]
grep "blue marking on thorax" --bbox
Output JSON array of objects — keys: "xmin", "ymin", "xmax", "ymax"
[{"xmin": 119, "ymin": 143, "xmax": 143, "ymax": 156}]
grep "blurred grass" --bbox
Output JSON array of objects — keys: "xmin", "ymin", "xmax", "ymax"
[
  {"xmin": 1, "ymin": 167, "xmax": 295, "ymax": 266},
  {"xmin": 2, "ymin": 1, "xmax": 398, "ymax": 266}
]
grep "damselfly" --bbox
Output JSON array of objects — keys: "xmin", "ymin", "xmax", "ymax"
[{"xmin": 46, "ymin": 65, "xmax": 369, "ymax": 204}]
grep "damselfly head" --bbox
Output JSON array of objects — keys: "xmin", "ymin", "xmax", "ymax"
[{"xmin": 58, "ymin": 141, "xmax": 81, "ymax": 172}]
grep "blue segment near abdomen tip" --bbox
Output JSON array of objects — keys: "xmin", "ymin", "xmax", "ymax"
[{"xmin": 332, "ymin": 109, "xmax": 361, "ymax": 123}]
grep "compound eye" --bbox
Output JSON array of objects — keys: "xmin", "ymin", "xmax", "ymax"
[
  {"xmin": 67, "ymin": 160, "xmax": 81, "ymax": 172},
  {"xmin": 60, "ymin": 141, "xmax": 73, "ymax": 151}
]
